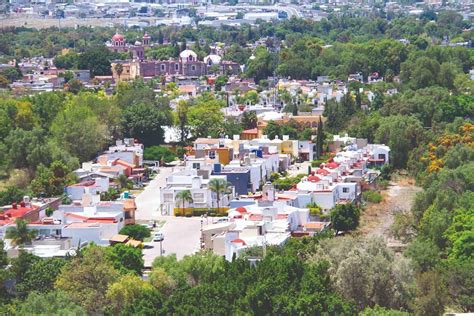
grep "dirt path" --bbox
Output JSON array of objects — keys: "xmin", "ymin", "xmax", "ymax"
[{"xmin": 359, "ymin": 177, "xmax": 422, "ymax": 247}]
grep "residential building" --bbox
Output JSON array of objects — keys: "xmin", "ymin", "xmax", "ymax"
[
  {"xmin": 160, "ymin": 168, "xmax": 234, "ymax": 216},
  {"xmin": 202, "ymin": 200, "xmax": 310, "ymax": 261}
]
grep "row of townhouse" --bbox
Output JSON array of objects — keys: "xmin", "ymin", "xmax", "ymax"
[
  {"xmin": 202, "ymin": 184, "xmax": 333, "ymax": 261},
  {"xmin": 192, "ymin": 135, "xmax": 315, "ymax": 165},
  {"xmin": 161, "ymin": 140, "xmax": 295, "ymax": 215},
  {"xmin": 280, "ymin": 138, "xmax": 390, "ymax": 212}
]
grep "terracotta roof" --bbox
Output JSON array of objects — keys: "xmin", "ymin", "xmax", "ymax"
[
  {"xmin": 316, "ymin": 168, "xmax": 330, "ymax": 176},
  {"xmin": 325, "ymin": 162, "xmax": 339, "ymax": 169},
  {"xmin": 231, "ymin": 238, "xmax": 247, "ymax": 246},
  {"xmin": 124, "ymin": 199, "xmax": 137, "ymax": 210},
  {"xmin": 236, "ymin": 207, "xmax": 247, "ymax": 214},
  {"xmin": 308, "ymin": 175, "xmax": 321, "ymax": 182},
  {"xmin": 241, "ymin": 128, "xmax": 258, "ymax": 134},
  {"xmin": 114, "ymin": 159, "xmax": 135, "ymax": 168}
]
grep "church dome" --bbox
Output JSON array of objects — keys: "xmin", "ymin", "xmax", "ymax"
[
  {"xmin": 112, "ymin": 33, "xmax": 125, "ymax": 42},
  {"xmin": 179, "ymin": 49, "xmax": 198, "ymax": 61},
  {"xmin": 204, "ymin": 54, "xmax": 222, "ymax": 65}
]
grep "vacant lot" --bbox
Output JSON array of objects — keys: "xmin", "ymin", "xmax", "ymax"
[{"xmin": 358, "ymin": 176, "xmax": 422, "ymax": 246}]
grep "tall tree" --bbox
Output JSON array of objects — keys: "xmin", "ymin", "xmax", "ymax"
[
  {"xmin": 175, "ymin": 190, "xmax": 193, "ymax": 214},
  {"xmin": 55, "ymin": 246, "xmax": 119, "ymax": 314},
  {"xmin": 113, "ymin": 63, "xmax": 124, "ymax": 82},
  {"xmin": 6, "ymin": 219, "xmax": 37, "ymax": 246},
  {"xmin": 330, "ymin": 203, "xmax": 361, "ymax": 235},
  {"xmin": 51, "ymin": 103, "xmax": 107, "ymax": 162},
  {"xmin": 316, "ymin": 116, "xmax": 325, "ymax": 158},
  {"xmin": 121, "ymin": 103, "xmax": 169, "ymax": 146}
]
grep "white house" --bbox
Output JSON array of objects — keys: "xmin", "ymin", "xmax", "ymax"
[{"xmin": 160, "ymin": 169, "xmax": 234, "ymax": 215}]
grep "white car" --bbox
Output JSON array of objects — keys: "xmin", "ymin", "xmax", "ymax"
[{"xmin": 153, "ymin": 232, "xmax": 164, "ymax": 242}]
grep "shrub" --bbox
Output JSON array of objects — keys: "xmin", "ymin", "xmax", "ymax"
[
  {"xmin": 143, "ymin": 146, "xmax": 177, "ymax": 163},
  {"xmin": 119, "ymin": 224, "xmax": 151, "ymax": 241},
  {"xmin": 377, "ymin": 180, "xmax": 390, "ymax": 190},
  {"xmin": 363, "ymin": 190, "xmax": 383, "ymax": 203}
]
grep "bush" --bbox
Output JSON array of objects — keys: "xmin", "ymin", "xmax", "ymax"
[
  {"xmin": 377, "ymin": 180, "xmax": 390, "ymax": 190},
  {"xmin": 119, "ymin": 224, "xmax": 151, "ymax": 241},
  {"xmin": 143, "ymin": 146, "xmax": 177, "ymax": 163},
  {"xmin": 363, "ymin": 190, "xmax": 383, "ymax": 203}
]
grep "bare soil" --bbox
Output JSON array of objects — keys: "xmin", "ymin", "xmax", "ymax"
[{"xmin": 358, "ymin": 176, "xmax": 422, "ymax": 247}]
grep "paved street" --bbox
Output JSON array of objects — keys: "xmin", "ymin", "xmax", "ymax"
[
  {"xmin": 135, "ymin": 167, "xmax": 173, "ymax": 221},
  {"xmin": 143, "ymin": 216, "xmax": 203, "ymax": 267},
  {"xmin": 135, "ymin": 166, "xmax": 204, "ymax": 267}
]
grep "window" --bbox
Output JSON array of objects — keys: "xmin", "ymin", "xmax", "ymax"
[
  {"xmin": 192, "ymin": 163, "xmax": 201, "ymax": 170},
  {"xmin": 342, "ymin": 187, "xmax": 349, "ymax": 193},
  {"xmin": 161, "ymin": 64, "xmax": 165, "ymax": 71},
  {"xmin": 378, "ymin": 154, "xmax": 386, "ymax": 161},
  {"xmin": 163, "ymin": 193, "xmax": 173, "ymax": 202},
  {"xmin": 208, "ymin": 151, "xmax": 216, "ymax": 159},
  {"xmin": 175, "ymin": 64, "xmax": 179, "ymax": 70},
  {"xmin": 191, "ymin": 65, "xmax": 196, "ymax": 71},
  {"xmin": 193, "ymin": 193, "xmax": 204, "ymax": 203}
]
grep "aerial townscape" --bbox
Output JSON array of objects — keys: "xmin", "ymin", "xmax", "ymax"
[{"xmin": 0, "ymin": 0, "xmax": 473, "ymax": 314}]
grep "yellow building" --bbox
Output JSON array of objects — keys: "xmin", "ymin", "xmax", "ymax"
[{"xmin": 111, "ymin": 61, "xmax": 132, "ymax": 82}]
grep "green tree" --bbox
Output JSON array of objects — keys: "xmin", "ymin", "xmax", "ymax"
[
  {"xmin": 17, "ymin": 291, "xmax": 86, "ymax": 316},
  {"xmin": 330, "ymin": 203, "xmax": 361, "ymax": 235},
  {"xmin": 316, "ymin": 116, "xmax": 325, "ymax": 158},
  {"xmin": 413, "ymin": 270, "xmax": 447, "ymax": 316},
  {"xmin": 105, "ymin": 243, "xmax": 144, "ymax": 276},
  {"xmin": 114, "ymin": 63, "xmax": 124, "ymax": 81},
  {"xmin": 263, "ymin": 120, "xmax": 281, "ymax": 140},
  {"xmin": 106, "ymin": 274, "xmax": 159, "ymax": 315},
  {"xmin": 15, "ymin": 257, "xmax": 66, "ymax": 295},
  {"xmin": 6, "ymin": 219, "xmax": 37, "ymax": 246},
  {"xmin": 121, "ymin": 103, "xmax": 168, "ymax": 146},
  {"xmin": 77, "ymin": 46, "xmax": 114, "ymax": 76},
  {"xmin": 241, "ymin": 110, "xmax": 258, "ymax": 129},
  {"xmin": 55, "ymin": 246, "xmax": 119, "ymax": 314},
  {"xmin": 175, "ymin": 190, "xmax": 193, "ymax": 214},
  {"xmin": 119, "ymin": 224, "xmax": 151, "ymax": 241},
  {"xmin": 246, "ymin": 46, "xmax": 276, "ymax": 83},
  {"xmin": 187, "ymin": 101, "xmax": 224, "ymax": 138},
  {"xmin": 209, "ymin": 178, "xmax": 231, "ymax": 214},
  {"xmin": 0, "ymin": 186, "xmax": 28, "ymax": 206},
  {"xmin": 30, "ymin": 161, "xmax": 74, "ymax": 197},
  {"xmin": 51, "ymin": 103, "xmax": 106, "ymax": 162},
  {"xmin": 375, "ymin": 115, "xmax": 425, "ymax": 169},
  {"xmin": 143, "ymin": 146, "xmax": 177, "ymax": 163},
  {"xmin": 175, "ymin": 101, "xmax": 189, "ymax": 144}
]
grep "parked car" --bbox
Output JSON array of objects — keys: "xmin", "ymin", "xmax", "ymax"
[
  {"xmin": 213, "ymin": 217, "xmax": 228, "ymax": 224},
  {"xmin": 153, "ymin": 232, "xmax": 164, "ymax": 242}
]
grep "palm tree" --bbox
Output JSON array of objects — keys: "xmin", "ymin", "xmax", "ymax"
[
  {"xmin": 208, "ymin": 178, "xmax": 231, "ymax": 214},
  {"xmin": 116, "ymin": 174, "xmax": 130, "ymax": 190},
  {"xmin": 6, "ymin": 219, "xmax": 37, "ymax": 246},
  {"xmin": 175, "ymin": 190, "xmax": 193, "ymax": 215},
  {"xmin": 114, "ymin": 63, "xmax": 123, "ymax": 82}
]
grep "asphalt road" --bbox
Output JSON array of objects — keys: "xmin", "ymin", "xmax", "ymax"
[
  {"xmin": 143, "ymin": 216, "xmax": 203, "ymax": 267},
  {"xmin": 135, "ymin": 166, "xmax": 204, "ymax": 267}
]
